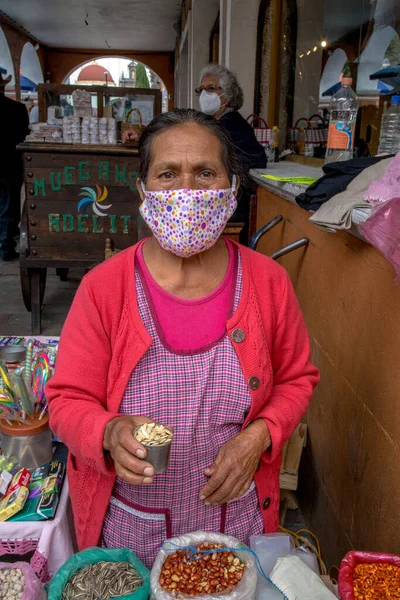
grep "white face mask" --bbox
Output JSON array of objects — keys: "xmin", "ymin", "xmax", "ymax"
[{"xmin": 199, "ymin": 90, "xmax": 225, "ymax": 115}]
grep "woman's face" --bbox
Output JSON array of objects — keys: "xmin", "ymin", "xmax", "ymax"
[{"xmin": 140, "ymin": 123, "xmax": 232, "ymax": 194}]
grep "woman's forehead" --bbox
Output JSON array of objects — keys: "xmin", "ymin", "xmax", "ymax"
[
  {"xmin": 201, "ymin": 74, "xmax": 220, "ymax": 86},
  {"xmin": 150, "ymin": 123, "xmax": 223, "ymax": 164}
]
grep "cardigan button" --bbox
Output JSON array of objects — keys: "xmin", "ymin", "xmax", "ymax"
[
  {"xmin": 262, "ymin": 497, "xmax": 271, "ymax": 510},
  {"xmin": 248, "ymin": 376, "xmax": 260, "ymax": 391},
  {"xmin": 232, "ymin": 328, "xmax": 245, "ymax": 343}
]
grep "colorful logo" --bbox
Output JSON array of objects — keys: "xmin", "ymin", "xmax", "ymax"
[{"xmin": 78, "ymin": 185, "xmax": 112, "ymax": 216}]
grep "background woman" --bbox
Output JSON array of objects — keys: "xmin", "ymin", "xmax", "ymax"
[
  {"xmin": 198, "ymin": 64, "xmax": 267, "ymax": 243},
  {"xmin": 47, "ymin": 109, "xmax": 319, "ymax": 568}
]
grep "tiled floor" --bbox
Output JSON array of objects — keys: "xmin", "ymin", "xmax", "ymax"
[{"xmin": 0, "ymin": 257, "xmax": 82, "ymax": 335}]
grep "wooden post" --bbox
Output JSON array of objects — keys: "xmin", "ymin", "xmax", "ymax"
[{"xmin": 267, "ymin": 0, "xmax": 284, "ymax": 128}]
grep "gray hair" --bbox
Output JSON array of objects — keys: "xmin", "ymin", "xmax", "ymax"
[
  {"xmin": 139, "ymin": 108, "xmax": 246, "ymax": 185},
  {"xmin": 199, "ymin": 64, "xmax": 244, "ymax": 111}
]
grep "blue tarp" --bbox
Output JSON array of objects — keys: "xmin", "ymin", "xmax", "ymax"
[
  {"xmin": 20, "ymin": 75, "xmax": 37, "ymax": 91},
  {"xmin": 322, "ymin": 81, "xmax": 341, "ymax": 97}
]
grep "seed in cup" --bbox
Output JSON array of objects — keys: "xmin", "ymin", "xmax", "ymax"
[{"xmin": 134, "ymin": 423, "xmax": 173, "ymax": 446}]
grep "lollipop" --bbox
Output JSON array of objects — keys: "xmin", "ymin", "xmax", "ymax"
[
  {"xmin": 31, "ymin": 352, "xmax": 50, "ymax": 404},
  {"xmin": 0, "ymin": 392, "xmax": 20, "ymax": 421}
]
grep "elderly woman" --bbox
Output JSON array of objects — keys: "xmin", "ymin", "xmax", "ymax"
[
  {"xmin": 198, "ymin": 64, "xmax": 266, "ymax": 244},
  {"xmin": 47, "ymin": 109, "xmax": 318, "ymax": 569},
  {"xmin": 198, "ymin": 64, "xmax": 266, "ymax": 171}
]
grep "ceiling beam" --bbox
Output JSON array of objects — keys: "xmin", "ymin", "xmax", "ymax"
[{"xmin": 0, "ymin": 10, "xmax": 41, "ymax": 45}]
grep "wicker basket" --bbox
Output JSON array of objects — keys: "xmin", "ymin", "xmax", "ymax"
[{"xmin": 121, "ymin": 107, "xmax": 144, "ymax": 139}]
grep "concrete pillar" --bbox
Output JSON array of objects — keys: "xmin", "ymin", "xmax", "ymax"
[
  {"xmin": 219, "ymin": 0, "xmax": 260, "ymax": 117},
  {"xmin": 189, "ymin": 0, "xmax": 220, "ymax": 108}
]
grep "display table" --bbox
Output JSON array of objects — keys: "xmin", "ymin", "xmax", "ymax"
[{"xmin": 0, "ymin": 478, "xmax": 73, "ymax": 582}]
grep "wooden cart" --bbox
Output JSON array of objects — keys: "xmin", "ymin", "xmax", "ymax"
[
  {"xmin": 18, "ymin": 143, "xmax": 245, "ymax": 335},
  {"xmin": 18, "ymin": 142, "xmax": 144, "ymax": 334}
]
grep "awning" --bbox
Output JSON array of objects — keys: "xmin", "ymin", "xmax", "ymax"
[
  {"xmin": 370, "ymin": 65, "xmax": 400, "ymax": 89},
  {"xmin": 20, "ymin": 75, "xmax": 37, "ymax": 91}
]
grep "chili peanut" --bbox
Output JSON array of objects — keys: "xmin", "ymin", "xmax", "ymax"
[
  {"xmin": 353, "ymin": 562, "xmax": 400, "ymax": 599},
  {"xmin": 159, "ymin": 543, "xmax": 247, "ymax": 597}
]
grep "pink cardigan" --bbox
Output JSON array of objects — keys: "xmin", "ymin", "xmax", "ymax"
[{"xmin": 46, "ymin": 241, "xmax": 319, "ymax": 550}]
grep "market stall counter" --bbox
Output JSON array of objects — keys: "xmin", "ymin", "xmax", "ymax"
[{"xmin": 251, "ymin": 162, "xmax": 400, "ymax": 569}]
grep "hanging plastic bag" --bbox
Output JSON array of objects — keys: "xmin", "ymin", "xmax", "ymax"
[
  {"xmin": 150, "ymin": 531, "xmax": 257, "ymax": 600},
  {"xmin": 45, "ymin": 546, "xmax": 150, "ymax": 600},
  {"xmin": 360, "ymin": 197, "xmax": 400, "ymax": 282},
  {"xmin": 338, "ymin": 550, "xmax": 400, "ymax": 600},
  {"xmin": 0, "ymin": 561, "xmax": 47, "ymax": 600}
]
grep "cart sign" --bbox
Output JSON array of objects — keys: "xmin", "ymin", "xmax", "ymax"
[{"xmin": 32, "ymin": 160, "xmax": 139, "ymax": 235}]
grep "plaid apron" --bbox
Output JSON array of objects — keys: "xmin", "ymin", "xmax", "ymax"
[{"xmin": 102, "ymin": 252, "xmax": 263, "ymax": 567}]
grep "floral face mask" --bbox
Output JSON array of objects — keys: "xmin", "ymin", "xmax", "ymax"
[{"xmin": 139, "ymin": 177, "xmax": 237, "ymax": 258}]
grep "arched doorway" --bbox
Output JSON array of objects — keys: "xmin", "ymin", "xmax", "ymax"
[
  {"xmin": 20, "ymin": 42, "xmax": 44, "ymax": 86},
  {"xmin": 0, "ymin": 25, "xmax": 15, "ymax": 97},
  {"xmin": 65, "ymin": 57, "xmax": 168, "ymax": 113},
  {"xmin": 357, "ymin": 27, "xmax": 399, "ymax": 92},
  {"xmin": 319, "ymin": 48, "xmax": 348, "ymax": 98}
]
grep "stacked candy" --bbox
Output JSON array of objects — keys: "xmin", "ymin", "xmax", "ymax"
[{"xmin": 0, "ymin": 340, "xmax": 54, "ymax": 424}]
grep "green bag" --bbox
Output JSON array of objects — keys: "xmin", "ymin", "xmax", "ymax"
[{"xmin": 45, "ymin": 547, "xmax": 150, "ymax": 600}]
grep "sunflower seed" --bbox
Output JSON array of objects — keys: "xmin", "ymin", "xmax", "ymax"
[
  {"xmin": 61, "ymin": 561, "xmax": 142, "ymax": 600},
  {"xmin": 134, "ymin": 422, "xmax": 173, "ymax": 447}
]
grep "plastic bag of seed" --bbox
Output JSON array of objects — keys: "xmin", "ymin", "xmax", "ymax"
[
  {"xmin": 151, "ymin": 531, "xmax": 257, "ymax": 600},
  {"xmin": 0, "ymin": 561, "xmax": 47, "ymax": 600},
  {"xmin": 45, "ymin": 547, "xmax": 150, "ymax": 600}
]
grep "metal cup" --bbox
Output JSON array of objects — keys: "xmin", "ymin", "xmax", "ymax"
[{"xmin": 133, "ymin": 423, "xmax": 174, "ymax": 475}]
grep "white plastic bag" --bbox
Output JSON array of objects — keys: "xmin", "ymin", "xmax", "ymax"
[
  {"xmin": 270, "ymin": 556, "xmax": 336, "ymax": 600},
  {"xmin": 150, "ymin": 531, "xmax": 257, "ymax": 600}
]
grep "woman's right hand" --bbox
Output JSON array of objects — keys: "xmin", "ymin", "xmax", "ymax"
[{"xmin": 103, "ymin": 416, "xmax": 155, "ymax": 485}]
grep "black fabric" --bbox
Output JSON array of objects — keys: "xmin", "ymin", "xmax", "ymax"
[
  {"xmin": 296, "ymin": 156, "xmax": 391, "ymax": 212},
  {"xmin": 0, "ymin": 94, "xmax": 29, "ymax": 185},
  {"xmin": 219, "ymin": 110, "xmax": 267, "ymax": 171},
  {"xmin": 220, "ymin": 111, "xmax": 266, "ymax": 244}
]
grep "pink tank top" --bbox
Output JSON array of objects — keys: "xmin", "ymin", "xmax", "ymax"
[{"xmin": 136, "ymin": 238, "xmax": 235, "ymax": 351}]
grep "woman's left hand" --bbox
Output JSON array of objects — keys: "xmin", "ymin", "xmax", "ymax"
[{"xmin": 199, "ymin": 419, "xmax": 271, "ymax": 505}]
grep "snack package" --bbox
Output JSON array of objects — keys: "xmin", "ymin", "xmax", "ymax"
[
  {"xmin": 0, "ymin": 470, "xmax": 13, "ymax": 495},
  {"xmin": 150, "ymin": 531, "xmax": 257, "ymax": 600},
  {"xmin": 5, "ymin": 468, "xmax": 31, "ymax": 496},
  {"xmin": 0, "ymin": 486, "xmax": 28, "ymax": 521},
  {"xmin": 9, "ymin": 461, "xmax": 66, "ymax": 521}
]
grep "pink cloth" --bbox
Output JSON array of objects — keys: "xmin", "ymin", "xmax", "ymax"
[
  {"xmin": 102, "ymin": 253, "xmax": 263, "ymax": 567},
  {"xmin": 46, "ymin": 242, "xmax": 320, "ymax": 551},
  {"xmin": 365, "ymin": 153, "xmax": 400, "ymax": 204},
  {"xmin": 136, "ymin": 238, "xmax": 236, "ymax": 351}
]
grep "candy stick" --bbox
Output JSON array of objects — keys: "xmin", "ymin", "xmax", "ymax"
[
  {"xmin": 0, "ymin": 361, "xmax": 16, "ymax": 401},
  {"xmin": 24, "ymin": 340, "xmax": 34, "ymax": 388},
  {"xmin": 38, "ymin": 405, "xmax": 48, "ymax": 421},
  {"xmin": 11, "ymin": 369, "xmax": 34, "ymax": 415}
]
